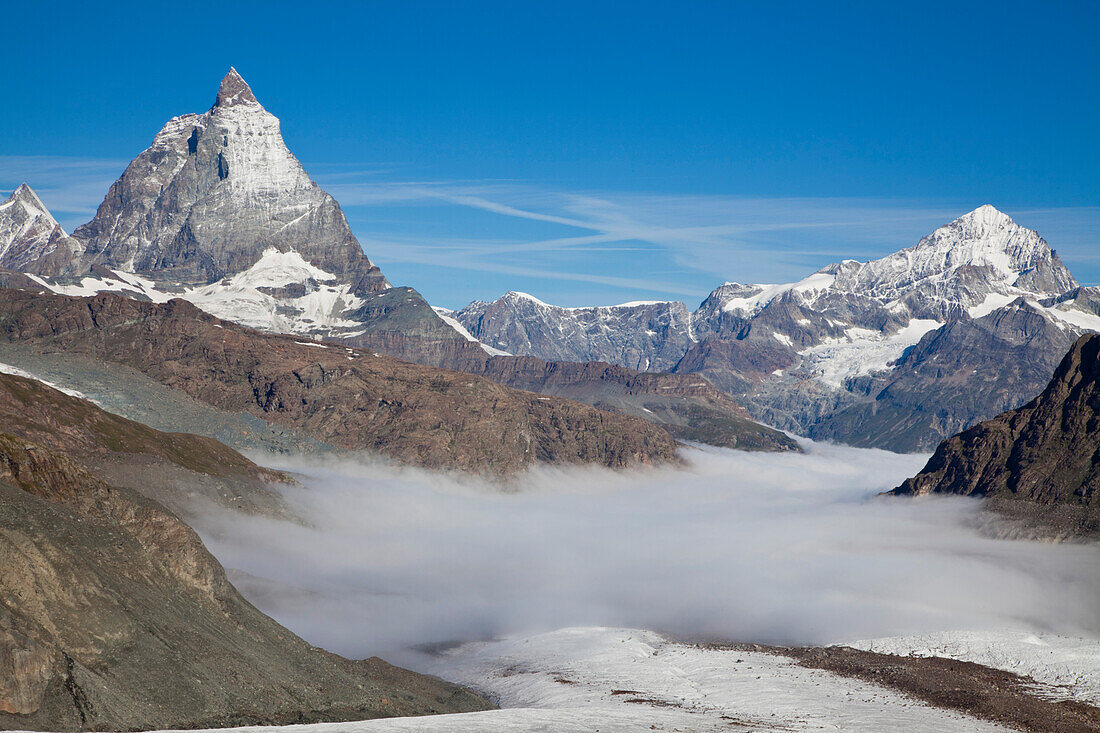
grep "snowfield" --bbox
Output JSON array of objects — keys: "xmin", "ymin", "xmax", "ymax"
[
  {"xmin": 416, "ymin": 626, "xmax": 1014, "ymax": 731},
  {"xmin": 154, "ymin": 627, "xmax": 1022, "ymax": 732}
]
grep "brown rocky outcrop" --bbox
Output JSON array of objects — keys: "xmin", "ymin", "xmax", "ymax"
[
  {"xmin": 0, "ymin": 372, "xmax": 292, "ymax": 518},
  {"xmin": 892, "ymin": 334, "xmax": 1100, "ymax": 537},
  {"xmin": 348, "ymin": 331, "xmax": 799, "ymax": 452}
]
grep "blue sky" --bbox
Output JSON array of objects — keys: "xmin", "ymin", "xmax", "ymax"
[{"xmin": 2, "ymin": 1, "xmax": 1097, "ymax": 307}]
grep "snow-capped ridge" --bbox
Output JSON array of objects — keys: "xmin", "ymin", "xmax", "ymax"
[
  {"xmin": 504, "ymin": 290, "xmax": 551, "ymax": 307},
  {"xmin": 950, "ymin": 204, "xmax": 1016, "ymax": 232}
]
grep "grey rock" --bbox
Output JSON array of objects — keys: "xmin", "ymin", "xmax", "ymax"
[
  {"xmin": 456, "ymin": 292, "xmax": 693, "ymax": 371},
  {"xmin": 456, "ymin": 206, "xmax": 1099, "ymax": 452},
  {"xmin": 69, "ymin": 69, "xmax": 386, "ymax": 293},
  {"xmin": 891, "ymin": 333, "xmax": 1100, "ymax": 539}
]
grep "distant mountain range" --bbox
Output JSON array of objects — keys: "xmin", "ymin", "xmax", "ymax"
[
  {"xmin": 453, "ymin": 207, "xmax": 1100, "ymax": 451},
  {"xmin": 2, "ymin": 68, "xmax": 1096, "ymax": 454}
]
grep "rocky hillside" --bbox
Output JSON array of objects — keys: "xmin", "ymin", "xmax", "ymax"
[
  {"xmin": 892, "ymin": 334, "xmax": 1100, "ymax": 537},
  {"xmin": 0, "ymin": 289, "xmax": 678, "ymax": 474},
  {"xmin": 0, "ymin": 371, "xmax": 292, "ymax": 519},
  {"xmin": 0, "ymin": 431, "xmax": 490, "ymax": 731},
  {"xmin": 452, "ymin": 351, "xmax": 796, "ymax": 451},
  {"xmin": 343, "ymin": 328, "xmax": 797, "ymax": 452}
]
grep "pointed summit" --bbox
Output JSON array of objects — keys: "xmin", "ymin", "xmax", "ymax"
[
  {"xmin": 951, "ymin": 204, "xmax": 1015, "ymax": 232},
  {"xmin": 6, "ymin": 183, "xmax": 49, "ymax": 214},
  {"xmin": 0, "ymin": 182, "xmax": 83, "ymax": 276},
  {"xmin": 213, "ymin": 67, "xmax": 258, "ymax": 109},
  {"xmin": 2, "ymin": 183, "xmax": 54, "ymax": 223}
]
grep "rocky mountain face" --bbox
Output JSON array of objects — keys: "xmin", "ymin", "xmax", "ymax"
[
  {"xmin": 0, "ymin": 289, "xmax": 678, "ymax": 474},
  {"xmin": 456, "ymin": 293, "xmax": 693, "ymax": 371},
  {"xmin": 71, "ymin": 69, "xmax": 384, "ymax": 290},
  {"xmin": 806, "ymin": 298, "xmax": 1084, "ymax": 451},
  {"xmin": 458, "ymin": 207, "xmax": 1100, "ymax": 451},
  {"xmin": 8, "ymin": 69, "xmax": 459, "ymax": 350},
  {"xmin": 0, "ymin": 429, "xmax": 490, "ymax": 730},
  {"xmin": 893, "ymin": 334, "xmax": 1100, "ymax": 538},
  {"xmin": 0, "ymin": 185, "xmax": 82, "ymax": 277}
]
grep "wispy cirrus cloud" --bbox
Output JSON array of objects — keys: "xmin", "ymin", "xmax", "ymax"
[
  {"xmin": 0, "ymin": 155, "xmax": 127, "ymax": 230},
  {"xmin": 323, "ymin": 176, "xmax": 1100, "ymax": 305},
  {"xmin": 4, "ymin": 155, "xmax": 1096, "ymax": 306}
]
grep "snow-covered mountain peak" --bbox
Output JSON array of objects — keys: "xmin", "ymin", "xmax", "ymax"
[
  {"xmin": 918, "ymin": 204, "xmax": 1036, "ymax": 262},
  {"xmin": 2, "ymin": 184, "xmax": 63, "ymax": 250},
  {"xmin": 213, "ymin": 67, "xmax": 259, "ymax": 109},
  {"xmin": 59, "ymin": 68, "xmax": 387, "ymax": 294},
  {"xmin": 825, "ymin": 206, "xmax": 1077, "ymax": 311},
  {"xmin": 503, "ymin": 291, "xmax": 552, "ymax": 307},
  {"xmin": 0, "ymin": 184, "xmax": 83, "ymax": 275},
  {"xmin": 1, "ymin": 183, "xmax": 57, "ymax": 225},
  {"xmin": 951, "ymin": 203, "xmax": 1015, "ymax": 232}
]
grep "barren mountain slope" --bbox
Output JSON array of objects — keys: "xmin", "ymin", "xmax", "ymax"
[
  {"xmin": 0, "ymin": 432, "xmax": 490, "ymax": 731},
  {"xmin": 893, "ymin": 333, "xmax": 1100, "ymax": 537},
  {"xmin": 0, "ymin": 289, "xmax": 677, "ymax": 473}
]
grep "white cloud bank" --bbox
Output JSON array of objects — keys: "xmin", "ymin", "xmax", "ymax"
[{"xmin": 193, "ymin": 442, "xmax": 1100, "ymax": 666}]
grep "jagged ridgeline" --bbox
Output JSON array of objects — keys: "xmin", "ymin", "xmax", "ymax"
[
  {"xmin": 72, "ymin": 69, "xmax": 388, "ymax": 292},
  {"xmin": 6, "ymin": 69, "xmax": 1096, "ymax": 454},
  {"xmin": 0, "ymin": 70, "xmax": 459, "ymax": 350}
]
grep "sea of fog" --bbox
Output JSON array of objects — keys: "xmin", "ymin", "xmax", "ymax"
[{"xmin": 192, "ymin": 441, "xmax": 1100, "ymax": 667}]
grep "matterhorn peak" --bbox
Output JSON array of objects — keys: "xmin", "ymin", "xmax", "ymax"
[{"xmin": 213, "ymin": 67, "xmax": 259, "ymax": 109}]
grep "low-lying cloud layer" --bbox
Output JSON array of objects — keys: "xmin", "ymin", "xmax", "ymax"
[{"xmin": 194, "ymin": 442, "xmax": 1100, "ymax": 665}]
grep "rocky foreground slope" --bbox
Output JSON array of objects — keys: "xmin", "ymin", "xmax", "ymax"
[
  {"xmin": 893, "ymin": 334, "xmax": 1100, "ymax": 538},
  {"xmin": 0, "ymin": 371, "xmax": 292, "ymax": 519},
  {"xmin": 0, "ymin": 427, "xmax": 490, "ymax": 731},
  {"xmin": 0, "ymin": 289, "xmax": 678, "ymax": 473}
]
